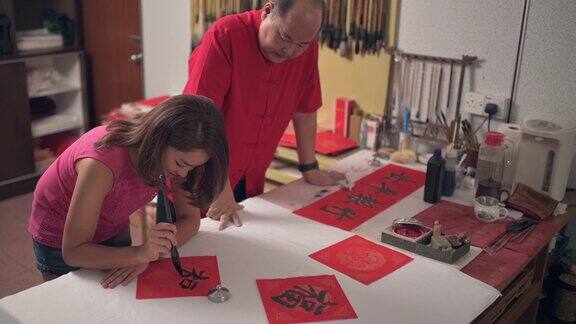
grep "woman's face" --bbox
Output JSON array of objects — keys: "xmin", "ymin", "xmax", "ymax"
[{"xmin": 162, "ymin": 146, "xmax": 209, "ymax": 179}]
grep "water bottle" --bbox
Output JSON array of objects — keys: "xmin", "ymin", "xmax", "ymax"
[{"xmin": 475, "ymin": 132, "xmax": 505, "ymax": 188}]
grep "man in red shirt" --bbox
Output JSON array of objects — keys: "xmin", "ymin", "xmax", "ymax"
[{"xmin": 183, "ymin": 0, "xmax": 344, "ymax": 230}]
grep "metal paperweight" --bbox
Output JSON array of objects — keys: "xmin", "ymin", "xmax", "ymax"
[
  {"xmin": 207, "ymin": 284, "xmax": 231, "ymax": 303},
  {"xmin": 369, "ymin": 154, "xmax": 382, "ymax": 167}
]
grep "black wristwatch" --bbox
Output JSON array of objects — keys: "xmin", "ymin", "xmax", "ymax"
[{"xmin": 298, "ymin": 160, "xmax": 319, "ymax": 173}]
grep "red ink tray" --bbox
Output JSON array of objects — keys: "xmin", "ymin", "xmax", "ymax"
[{"xmin": 382, "ymin": 225, "xmax": 470, "ymax": 264}]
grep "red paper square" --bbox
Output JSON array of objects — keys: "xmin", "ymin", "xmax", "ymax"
[
  {"xmin": 294, "ymin": 165, "xmax": 425, "ymax": 231},
  {"xmin": 310, "ymin": 235, "xmax": 413, "ymax": 285},
  {"xmin": 256, "ymin": 275, "xmax": 357, "ymax": 324},
  {"xmin": 136, "ymin": 256, "xmax": 220, "ymax": 299},
  {"xmin": 412, "ymin": 200, "xmax": 508, "ymax": 248}
]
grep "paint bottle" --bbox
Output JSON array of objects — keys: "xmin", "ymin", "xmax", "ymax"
[
  {"xmin": 424, "ymin": 148, "xmax": 445, "ymax": 203},
  {"xmin": 442, "ymin": 145, "xmax": 457, "ymax": 196},
  {"xmin": 359, "ymin": 118, "xmax": 368, "ymax": 148}
]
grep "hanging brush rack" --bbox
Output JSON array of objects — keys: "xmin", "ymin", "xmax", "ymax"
[{"xmin": 383, "ymin": 48, "xmax": 479, "ymax": 147}]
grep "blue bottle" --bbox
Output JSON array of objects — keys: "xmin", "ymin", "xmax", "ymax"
[{"xmin": 442, "ymin": 146, "xmax": 457, "ymax": 196}]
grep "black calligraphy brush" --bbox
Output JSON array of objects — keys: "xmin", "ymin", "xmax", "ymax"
[{"xmin": 158, "ymin": 174, "xmax": 185, "ymax": 277}]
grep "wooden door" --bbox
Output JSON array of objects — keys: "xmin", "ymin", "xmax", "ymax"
[
  {"xmin": 81, "ymin": 0, "xmax": 143, "ymax": 122},
  {"xmin": 0, "ymin": 62, "xmax": 35, "ymax": 182}
]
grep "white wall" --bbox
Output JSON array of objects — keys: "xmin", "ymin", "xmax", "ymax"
[
  {"xmin": 513, "ymin": 1, "xmax": 576, "ymax": 122},
  {"xmin": 397, "ymin": 0, "xmax": 576, "ymax": 187},
  {"xmin": 514, "ymin": 0, "xmax": 576, "ymax": 248},
  {"xmin": 397, "ymin": 0, "xmax": 576, "ymax": 247},
  {"xmin": 141, "ymin": 0, "xmax": 191, "ymax": 98},
  {"xmin": 397, "ymin": 0, "xmax": 524, "ymax": 105}
]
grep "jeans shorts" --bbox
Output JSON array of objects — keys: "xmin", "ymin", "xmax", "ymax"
[{"xmin": 32, "ymin": 231, "xmax": 132, "ymax": 277}]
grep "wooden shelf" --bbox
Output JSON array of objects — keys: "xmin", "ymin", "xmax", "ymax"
[
  {"xmin": 265, "ymin": 167, "xmax": 301, "ymax": 185},
  {"xmin": 31, "ymin": 114, "xmax": 82, "ymax": 138},
  {"xmin": 29, "ymin": 84, "xmax": 81, "ymax": 98},
  {"xmin": 0, "ymin": 47, "xmax": 81, "ymax": 63},
  {"xmin": 0, "ymin": 0, "xmax": 86, "ymax": 200}
]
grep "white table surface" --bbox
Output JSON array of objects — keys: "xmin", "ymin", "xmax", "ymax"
[{"xmin": 0, "ymin": 150, "xmax": 500, "ymax": 324}]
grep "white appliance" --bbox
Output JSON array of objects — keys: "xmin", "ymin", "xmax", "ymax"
[{"xmin": 514, "ymin": 112, "xmax": 576, "ymax": 201}]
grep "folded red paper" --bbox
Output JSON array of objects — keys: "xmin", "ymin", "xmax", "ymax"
[
  {"xmin": 279, "ymin": 131, "xmax": 357, "ymax": 156},
  {"xmin": 310, "ymin": 235, "xmax": 413, "ymax": 285},
  {"xmin": 136, "ymin": 256, "xmax": 220, "ymax": 299},
  {"xmin": 334, "ymin": 97, "xmax": 354, "ymax": 138},
  {"xmin": 256, "ymin": 275, "xmax": 357, "ymax": 324}
]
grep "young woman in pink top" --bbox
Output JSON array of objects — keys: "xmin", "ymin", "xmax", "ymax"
[{"xmin": 28, "ymin": 95, "xmax": 228, "ymax": 288}]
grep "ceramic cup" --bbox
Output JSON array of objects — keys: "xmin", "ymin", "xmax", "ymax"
[{"xmin": 474, "ymin": 196, "xmax": 508, "ymax": 223}]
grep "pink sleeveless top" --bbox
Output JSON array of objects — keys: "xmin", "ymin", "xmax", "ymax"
[{"xmin": 28, "ymin": 126, "xmax": 158, "ymax": 248}]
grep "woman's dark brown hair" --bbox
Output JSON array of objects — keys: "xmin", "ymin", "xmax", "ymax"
[{"xmin": 95, "ymin": 95, "xmax": 229, "ymax": 208}]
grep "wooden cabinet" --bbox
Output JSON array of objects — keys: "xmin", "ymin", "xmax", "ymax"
[
  {"xmin": 0, "ymin": 61, "xmax": 35, "ymax": 182},
  {"xmin": 0, "ymin": 50, "xmax": 88, "ymax": 200},
  {"xmin": 0, "ymin": 0, "xmax": 87, "ymax": 200}
]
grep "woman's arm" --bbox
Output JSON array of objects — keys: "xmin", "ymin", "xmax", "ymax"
[{"xmin": 62, "ymin": 158, "xmax": 175, "ymax": 269}]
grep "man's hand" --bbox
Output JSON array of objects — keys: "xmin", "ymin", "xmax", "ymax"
[
  {"xmin": 101, "ymin": 263, "xmax": 149, "ymax": 289},
  {"xmin": 303, "ymin": 169, "xmax": 346, "ymax": 186},
  {"xmin": 207, "ymin": 182, "xmax": 243, "ymax": 230}
]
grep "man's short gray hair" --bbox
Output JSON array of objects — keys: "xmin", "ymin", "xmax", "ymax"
[{"xmin": 272, "ymin": 0, "xmax": 326, "ymax": 20}]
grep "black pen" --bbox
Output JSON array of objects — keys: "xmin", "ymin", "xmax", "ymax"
[{"xmin": 158, "ymin": 174, "xmax": 184, "ymax": 277}]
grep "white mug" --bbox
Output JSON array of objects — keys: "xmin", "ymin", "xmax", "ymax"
[{"xmin": 474, "ymin": 196, "xmax": 508, "ymax": 223}]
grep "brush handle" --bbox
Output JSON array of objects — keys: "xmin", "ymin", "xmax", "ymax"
[
  {"xmin": 158, "ymin": 174, "xmax": 183, "ymax": 276},
  {"xmin": 171, "ymin": 246, "xmax": 184, "ymax": 276}
]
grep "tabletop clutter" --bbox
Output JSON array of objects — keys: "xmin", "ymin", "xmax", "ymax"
[
  {"xmin": 81, "ymin": 76, "xmax": 574, "ymax": 324},
  {"xmin": 376, "ymin": 109, "xmax": 575, "ymax": 265},
  {"xmin": 130, "ymin": 95, "xmax": 574, "ymax": 324}
]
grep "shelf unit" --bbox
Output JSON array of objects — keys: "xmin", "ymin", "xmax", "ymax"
[
  {"xmin": 0, "ymin": 50, "xmax": 88, "ymax": 199},
  {"xmin": 0, "ymin": 0, "xmax": 86, "ymax": 199},
  {"xmin": 29, "ymin": 83, "xmax": 80, "ymax": 99},
  {"xmin": 26, "ymin": 51, "xmax": 87, "ymax": 138},
  {"xmin": 264, "ymin": 147, "xmax": 341, "ymax": 188}
]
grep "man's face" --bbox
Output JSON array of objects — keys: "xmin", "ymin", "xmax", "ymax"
[{"xmin": 258, "ymin": 1, "xmax": 323, "ymax": 64}]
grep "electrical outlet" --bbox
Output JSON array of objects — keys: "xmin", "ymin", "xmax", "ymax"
[
  {"xmin": 464, "ymin": 92, "xmax": 485, "ymax": 115},
  {"xmin": 464, "ymin": 92, "xmax": 510, "ymax": 120},
  {"xmin": 485, "ymin": 95, "xmax": 510, "ymax": 120}
]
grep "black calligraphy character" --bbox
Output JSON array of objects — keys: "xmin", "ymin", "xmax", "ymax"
[
  {"xmin": 345, "ymin": 193, "xmax": 379, "ymax": 207},
  {"xmin": 179, "ymin": 267, "xmax": 209, "ymax": 290},
  {"xmin": 271, "ymin": 289, "xmax": 302, "ymax": 309},
  {"xmin": 271, "ymin": 285, "xmax": 337, "ymax": 315},
  {"xmin": 179, "ymin": 278, "xmax": 199, "ymax": 290},
  {"xmin": 320, "ymin": 205, "xmax": 356, "ymax": 220},
  {"xmin": 384, "ymin": 172, "xmax": 412, "ymax": 184},
  {"xmin": 370, "ymin": 183, "xmax": 398, "ymax": 196},
  {"xmin": 189, "ymin": 268, "xmax": 209, "ymax": 281}
]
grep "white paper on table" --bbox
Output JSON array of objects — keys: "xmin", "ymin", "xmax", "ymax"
[{"xmin": 1, "ymin": 197, "xmax": 499, "ymax": 324}]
